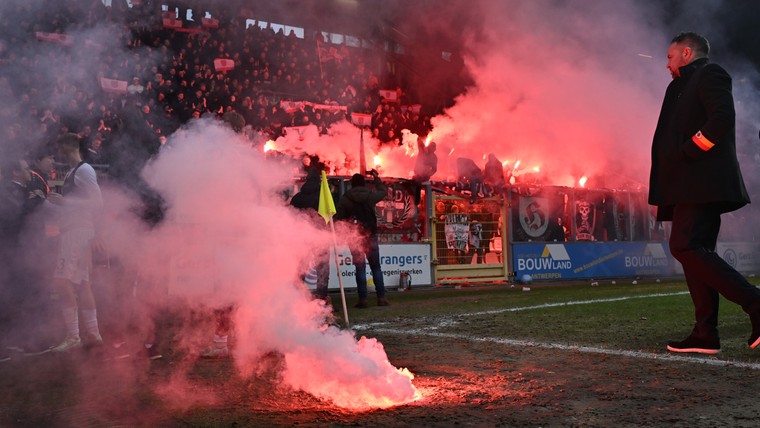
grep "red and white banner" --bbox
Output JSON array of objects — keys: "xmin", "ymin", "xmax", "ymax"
[
  {"xmin": 316, "ymin": 40, "xmax": 347, "ymax": 63},
  {"xmin": 280, "ymin": 100, "xmax": 304, "ymax": 113},
  {"xmin": 213, "ymin": 58, "xmax": 234, "ymax": 72},
  {"xmin": 35, "ymin": 32, "xmax": 73, "ymax": 46},
  {"xmin": 378, "ymin": 89, "xmax": 399, "ymax": 103},
  {"xmin": 201, "ymin": 17, "xmax": 219, "ymax": 28},
  {"xmin": 162, "ymin": 18, "xmax": 183, "ymax": 30},
  {"xmin": 312, "ymin": 103, "xmax": 347, "ymax": 113},
  {"xmin": 351, "ymin": 113, "xmax": 372, "ymax": 127},
  {"xmin": 99, "ymin": 77, "xmax": 128, "ymax": 94}
]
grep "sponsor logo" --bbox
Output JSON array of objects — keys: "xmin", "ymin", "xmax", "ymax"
[
  {"xmin": 722, "ymin": 248, "xmax": 737, "ymax": 268},
  {"xmin": 518, "ymin": 244, "xmax": 572, "ymax": 271},
  {"xmin": 624, "ymin": 243, "xmax": 669, "ymax": 268}
]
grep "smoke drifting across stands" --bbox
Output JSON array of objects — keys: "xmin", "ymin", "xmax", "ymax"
[
  {"xmin": 393, "ymin": 0, "xmax": 758, "ymax": 190},
  {"xmin": 211, "ymin": 0, "xmax": 760, "ymax": 189}
]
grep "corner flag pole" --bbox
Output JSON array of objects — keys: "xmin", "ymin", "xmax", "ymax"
[
  {"xmin": 359, "ymin": 126, "xmax": 366, "ymax": 174},
  {"xmin": 349, "ymin": 113, "xmax": 371, "ymax": 174},
  {"xmin": 318, "ymin": 171, "xmax": 350, "ymax": 327}
]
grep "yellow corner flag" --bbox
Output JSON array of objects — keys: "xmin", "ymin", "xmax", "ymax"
[{"xmin": 318, "ymin": 170, "xmax": 336, "ymax": 224}]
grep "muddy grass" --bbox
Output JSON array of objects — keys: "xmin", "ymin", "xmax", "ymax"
[{"xmin": 1, "ymin": 284, "xmax": 758, "ymax": 427}]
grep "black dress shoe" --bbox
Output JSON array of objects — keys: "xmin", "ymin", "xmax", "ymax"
[
  {"xmin": 749, "ymin": 313, "xmax": 760, "ymax": 349},
  {"xmin": 666, "ymin": 336, "xmax": 720, "ymax": 354}
]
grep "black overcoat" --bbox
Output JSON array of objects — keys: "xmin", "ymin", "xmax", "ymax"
[{"xmin": 648, "ymin": 57, "xmax": 750, "ymax": 221}]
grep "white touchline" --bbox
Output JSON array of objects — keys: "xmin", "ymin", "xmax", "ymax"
[
  {"xmin": 371, "ymin": 328, "xmax": 760, "ymax": 370},
  {"xmin": 354, "ymin": 291, "xmax": 760, "ymax": 370}
]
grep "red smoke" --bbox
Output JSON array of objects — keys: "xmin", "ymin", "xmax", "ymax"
[{"xmin": 267, "ymin": 1, "xmax": 667, "ymax": 190}]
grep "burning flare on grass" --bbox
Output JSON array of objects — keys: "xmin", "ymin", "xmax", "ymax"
[
  {"xmin": 278, "ymin": 332, "xmax": 421, "ymax": 410},
  {"xmin": 579, "ymin": 175, "xmax": 588, "ymax": 187},
  {"xmin": 128, "ymin": 119, "xmax": 419, "ymax": 411}
]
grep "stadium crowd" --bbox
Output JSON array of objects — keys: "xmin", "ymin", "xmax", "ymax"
[{"xmin": 0, "ymin": 0, "xmax": 433, "ymax": 175}]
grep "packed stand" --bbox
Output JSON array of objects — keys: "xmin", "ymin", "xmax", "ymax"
[{"xmin": 0, "ymin": 0, "xmax": 433, "ymax": 176}]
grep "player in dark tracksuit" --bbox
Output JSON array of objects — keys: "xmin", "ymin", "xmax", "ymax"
[{"xmin": 649, "ymin": 32, "xmax": 760, "ymax": 354}]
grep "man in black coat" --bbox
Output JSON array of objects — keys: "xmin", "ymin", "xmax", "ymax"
[
  {"xmin": 649, "ymin": 32, "xmax": 760, "ymax": 354},
  {"xmin": 334, "ymin": 170, "xmax": 389, "ymax": 308}
]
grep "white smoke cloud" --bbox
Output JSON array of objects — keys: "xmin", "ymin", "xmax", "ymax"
[
  {"xmin": 101, "ymin": 118, "xmax": 418, "ymax": 409},
  {"xmin": 267, "ymin": 120, "xmax": 420, "ymax": 177}
]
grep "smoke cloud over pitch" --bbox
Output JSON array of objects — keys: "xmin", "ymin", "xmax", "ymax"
[{"xmin": 101, "ymin": 119, "xmax": 418, "ymax": 409}]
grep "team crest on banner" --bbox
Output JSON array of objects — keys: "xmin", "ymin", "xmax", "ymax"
[
  {"xmin": 376, "ymin": 183, "xmax": 416, "ymax": 228},
  {"xmin": 519, "ymin": 196, "xmax": 550, "ymax": 239},
  {"xmin": 575, "ymin": 199, "xmax": 596, "ymax": 241}
]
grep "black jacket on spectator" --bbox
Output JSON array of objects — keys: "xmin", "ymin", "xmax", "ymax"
[
  {"xmin": 290, "ymin": 168, "xmax": 321, "ymax": 212},
  {"xmin": 334, "ymin": 174, "xmax": 386, "ymax": 234}
]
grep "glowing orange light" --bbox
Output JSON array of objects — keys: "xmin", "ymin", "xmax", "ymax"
[
  {"xmin": 449, "ymin": 148, "xmax": 455, "ymax": 156},
  {"xmin": 579, "ymin": 176, "xmax": 588, "ymax": 187},
  {"xmin": 502, "ymin": 160, "xmax": 509, "ymax": 167},
  {"xmin": 513, "ymin": 160, "xmax": 521, "ymax": 170},
  {"xmin": 373, "ymin": 155, "xmax": 381, "ymax": 167},
  {"xmin": 533, "ymin": 166, "xmax": 540, "ymax": 173},
  {"xmin": 424, "ymin": 135, "xmax": 432, "ymax": 147},
  {"xmin": 263, "ymin": 140, "xmax": 275, "ymax": 152}
]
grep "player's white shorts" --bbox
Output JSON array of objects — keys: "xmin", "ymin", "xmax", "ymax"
[{"xmin": 54, "ymin": 228, "xmax": 95, "ymax": 285}]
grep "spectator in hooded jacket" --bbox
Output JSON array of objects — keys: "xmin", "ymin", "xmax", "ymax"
[
  {"xmin": 334, "ymin": 170, "xmax": 389, "ymax": 308},
  {"xmin": 289, "ymin": 159, "xmax": 331, "ymax": 305}
]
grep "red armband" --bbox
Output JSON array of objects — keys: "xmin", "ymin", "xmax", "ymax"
[{"xmin": 692, "ymin": 131, "xmax": 715, "ymax": 151}]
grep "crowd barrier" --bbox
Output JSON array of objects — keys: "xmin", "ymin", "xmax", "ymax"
[
  {"xmin": 312, "ymin": 178, "xmax": 760, "ymax": 289},
  {"xmin": 92, "ymin": 172, "xmax": 757, "ymax": 292}
]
